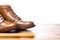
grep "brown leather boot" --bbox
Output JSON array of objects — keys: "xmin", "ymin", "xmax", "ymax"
[
  {"xmin": 0, "ymin": 14, "xmax": 17, "ymax": 32},
  {"xmin": 0, "ymin": 5, "xmax": 35, "ymax": 30}
]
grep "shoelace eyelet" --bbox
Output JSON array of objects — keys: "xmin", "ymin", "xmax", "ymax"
[{"xmin": 9, "ymin": 8, "xmax": 20, "ymax": 21}]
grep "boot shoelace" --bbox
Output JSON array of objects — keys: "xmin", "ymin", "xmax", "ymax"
[
  {"xmin": 8, "ymin": 7, "xmax": 21, "ymax": 21},
  {"xmin": 0, "ymin": 14, "xmax": 4, "ymax": 23}
]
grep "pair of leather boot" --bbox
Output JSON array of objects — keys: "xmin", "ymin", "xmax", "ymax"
[{"xmin": 0, "ymin": 5, "xmax": 35, "ymax": 32}]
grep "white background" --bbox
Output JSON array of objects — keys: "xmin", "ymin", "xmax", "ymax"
[
  {"xmin": 1, "ymin": 0, "xmax": 60, "ymax": 24},
  {"xmin": 0, "ymin": 0, "xmax": 60, "ymax": 40}
]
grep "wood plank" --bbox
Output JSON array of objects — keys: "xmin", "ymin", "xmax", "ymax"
[{"xmin": 0, "ymin": 30, "xmax": 35, "ymax": 38}]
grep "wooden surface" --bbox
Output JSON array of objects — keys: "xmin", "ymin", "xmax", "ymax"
[
  {"xmin": 0, "ymin": 30, "xmax": 35, "ymax": 38},
  {"xmin": 35, "ymin": 24, "xmax": 60, "ymax": 40}
]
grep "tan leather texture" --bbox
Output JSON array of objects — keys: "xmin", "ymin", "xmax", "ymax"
[
  {"xmin": 0, "ymin": 20, "xmax": 17, "ymax": 32},
  {"xmin": 0, "ymin": 5, "xmax": 35, "ymax": 30}
]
